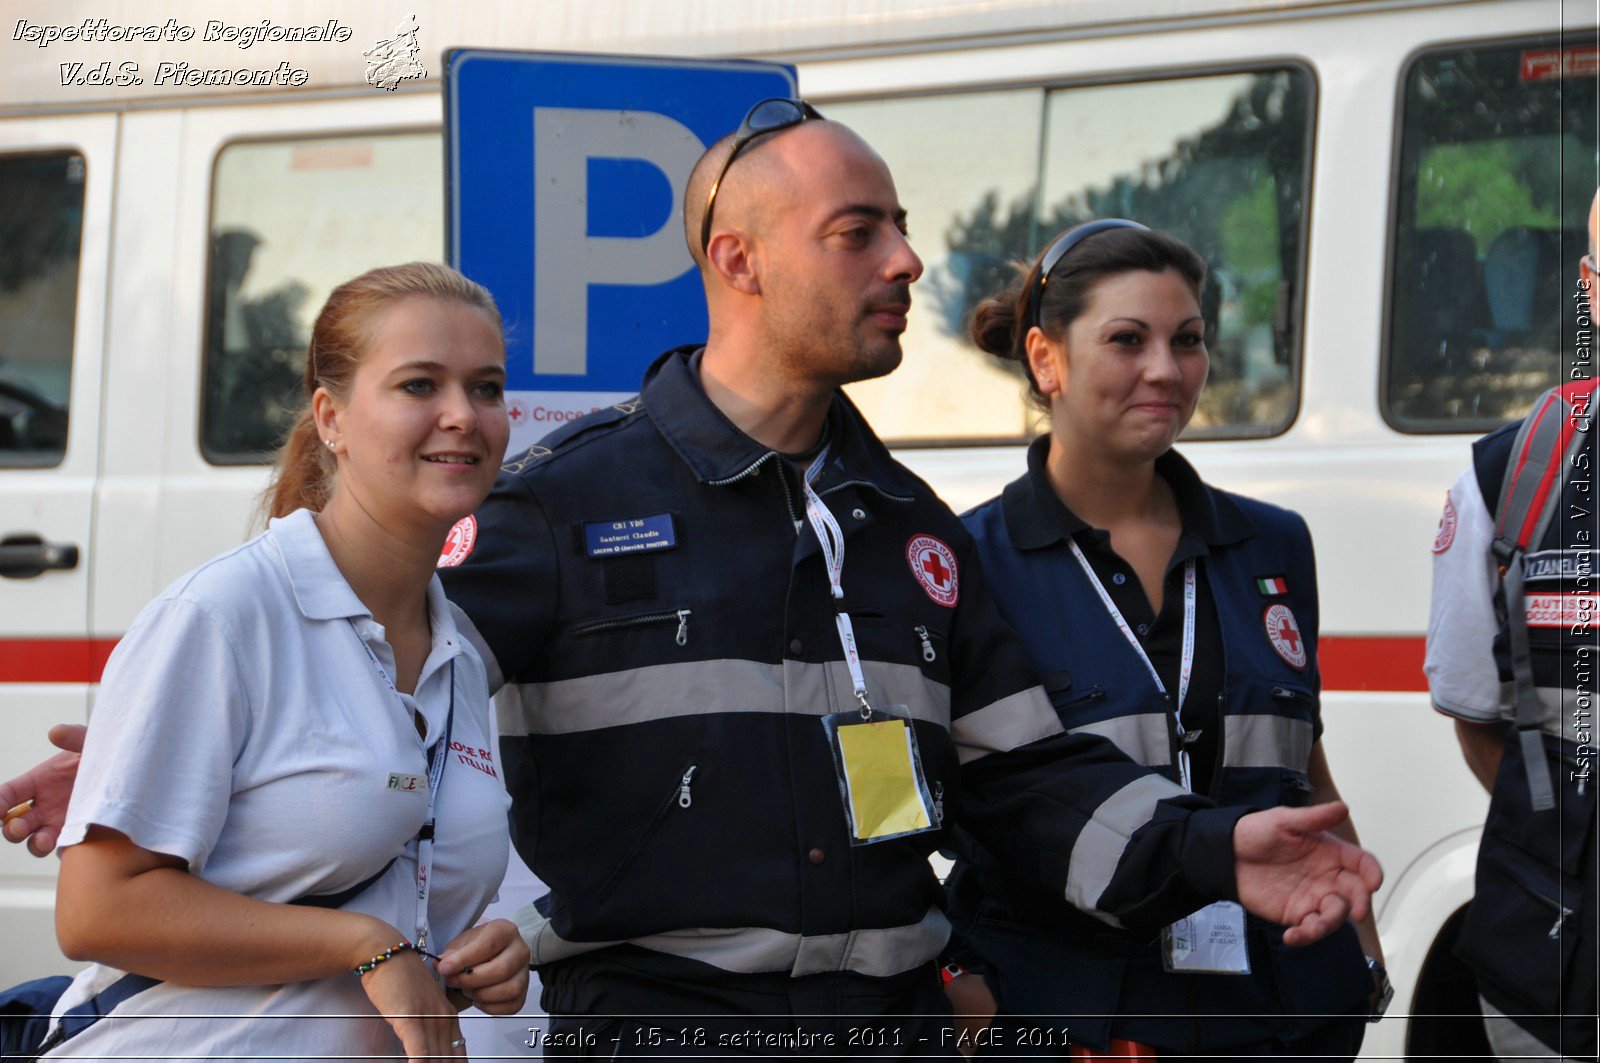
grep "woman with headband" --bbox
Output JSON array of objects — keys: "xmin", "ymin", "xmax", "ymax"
[
  {"xmin": 942, "ymin": 223, "xmax": 1384, "ymax": 1060},
  {"xmin": 38, "ymin": 263, "xmax": 527, "ymax": 1061}
]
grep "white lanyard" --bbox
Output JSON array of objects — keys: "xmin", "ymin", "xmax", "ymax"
[
  {"xmin": 1066, "ymin": 541, "xmax": 1198, "ymax": 790},
  {"xmin": 350, "ymin": 621, "xmax": 455, "ymax": 952},
  {"xmin": 801, "ymin": 450, "xmax": 873, "ymax": 719}
]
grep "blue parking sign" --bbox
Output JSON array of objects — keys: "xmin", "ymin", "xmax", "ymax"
[{"xmin": 446, "ymin": 50, "xmax": 795, "ymax": 445}]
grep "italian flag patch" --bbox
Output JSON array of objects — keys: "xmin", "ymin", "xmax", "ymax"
[{"xmin": 1256, "ymin": 575, "xmax": 1288, "ymax": 596}]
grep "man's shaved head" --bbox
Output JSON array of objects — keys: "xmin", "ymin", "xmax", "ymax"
[
  {"xmin": 684, "ymin": 121, "xmax": 887, "ymax": 270},
  {"xmin": 685, "ymin": 129, "xmax": 778, "ymax": 269}
]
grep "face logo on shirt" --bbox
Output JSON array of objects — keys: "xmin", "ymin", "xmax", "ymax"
[
  {"xmin": 437, "ymin": 514, "xmax": 478, "ymax": 568},
  {"xmin": 1432, "ymin": 492, "xmax": 1458, "ymax": 555},
  {"xmin": 1262, "ymin": 603, "xmax": 1307, "ymax": 670},
  {"xmin": 906, "ymin": 534, "xmax": 959, "ymax": 607}
]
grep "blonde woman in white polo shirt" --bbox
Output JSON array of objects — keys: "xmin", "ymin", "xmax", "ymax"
[{"xmin": 41, "ymin": 263, "xmax": 527, "ymax": 1061}]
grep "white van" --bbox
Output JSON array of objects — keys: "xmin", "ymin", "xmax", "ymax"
[{"xmin": 1, "ymin": 1, "xmax": 1594, "ymax": 1057}]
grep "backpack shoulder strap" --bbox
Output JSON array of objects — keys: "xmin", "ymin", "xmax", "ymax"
[
  {"xmin": 1493, "ymin": 379, "xmax": 1596, "ymax": 812},
  {"xmin": 1492, "ymin": 380, "xmax": 1596, "ymax": 564}
]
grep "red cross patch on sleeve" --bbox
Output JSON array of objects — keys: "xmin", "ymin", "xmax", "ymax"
[
  {"xmin": 1432, "ymin": 492, "xmax": 1458, "ymax": 554},
  {"xmin": 906, "ymin": 534, "xmax": 959, "ymax": 607},
  {"xmin": 1262, "ymin": 602, "xmax": 1307, "ymax": 669},
  {"xmin": 437, "ymin": 514, "xmax": 478, "ymax": 568}
]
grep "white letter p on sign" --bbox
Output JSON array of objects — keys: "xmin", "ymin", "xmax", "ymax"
[{"xmin": 532, "ymin": 108, "xmax": 703, "ymax": 376}]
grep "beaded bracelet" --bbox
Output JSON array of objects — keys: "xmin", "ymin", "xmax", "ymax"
[{"xmin": 354, "ymin": 940, "xmax": 417, "ymax": 976}]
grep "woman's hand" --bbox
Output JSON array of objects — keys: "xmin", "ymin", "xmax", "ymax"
[
  {"xmin": 1233, "ymin": 801, "xmax": 1383, "ymax": 947},
  {"xmin": 436, "ymin": 919, "xmax": 531, "ymax": 1015},
  {"xmin": 942, "ymin": 971, "xmax": 997, "ymax": 1059},
  {"xmin": 359, "ymin": 946, "xmax": 467, "ymax": 1061}
]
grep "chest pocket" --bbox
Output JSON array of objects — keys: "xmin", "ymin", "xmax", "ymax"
[
  {"xmin": 1222, "ymin": 676, "xmax": 1317, "ymax": 806},
  {"xmin": 844, "ymin": 611, "xmax": 954, "ymax": 688}
]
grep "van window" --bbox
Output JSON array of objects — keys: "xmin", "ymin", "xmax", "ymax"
[
  {"xmin": 1039, "ymin": 68, "xmax": 1314, "ymax": 439},
  {"xmin": 1386, "ymin": 37, "xmax": 1598, "ymax": 432},
  {"xmin": 202, "ymin": 132, "xmax": 442, "ymax": 462},
  {"xmin": 826, "ymin": 90, "xmax": 1046, "ymax": 443},
  {"xmin": 0, "ymin": 151, "xmax": 84, "ymax": 467},
  {"xmin": 832, "ymin": 66, "xmax": 1315, "ymax": 443}
]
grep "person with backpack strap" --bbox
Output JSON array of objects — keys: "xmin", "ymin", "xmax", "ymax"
[{"xmin": 1424, "ymin": 188, "xmax": 1600, "ymax": 1063}]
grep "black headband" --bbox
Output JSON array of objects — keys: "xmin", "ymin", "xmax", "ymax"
[{"xmin": 1025, "ymin": 218, "xmax": 1150, "ymax": 334}]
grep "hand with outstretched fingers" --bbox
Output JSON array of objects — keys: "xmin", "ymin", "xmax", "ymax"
[
  {"xmin": 1, "ymin": 723, "xmax": 86, "ymax": 857},
  {"xmin": 1233, "ymin": 801, "xmax": 1383, "ymax": 947}
]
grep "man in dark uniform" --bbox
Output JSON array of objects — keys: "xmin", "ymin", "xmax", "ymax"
[{"xmin": 4, "ymin": 103, "xmax": 1382, "ymax": 1057}]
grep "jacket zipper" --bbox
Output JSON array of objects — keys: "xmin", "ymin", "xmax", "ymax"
[
  {"xmin": 818, "ymin": 479, "xmax": 915, "ymax": 504},
  {"xmin": 1516, "ymin": 874, "xmax": 1576, "ymax": 937},
  {"xmin": 596, "ymin": 760, "xmax": 699, "ymax": 902},
  {"xmin": 573, "ymin": 608, "xmax": 691, "ymax": 646},
  {"xmin": 914, "ymin": 625, "xmax": 937, "ymax": 663},
  {"xmin": 1206, "ymin": 628, "xmax": 1230, "ymax": 801},
  {"xmin": 705, "ymin": 450, "xmax": 915, "ymax": 506}
]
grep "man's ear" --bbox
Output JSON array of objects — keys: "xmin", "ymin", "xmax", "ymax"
[{"xmin": 706, "ymin": 231, "xmax": 761, "ymax": 296}]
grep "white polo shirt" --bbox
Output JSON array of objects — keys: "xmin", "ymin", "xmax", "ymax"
[
  {"xmin": 1424, "ymin": 468, "xmax": 1505, "ymax": 723},
  {"xmin": 47, "ymin": 508, "xmax": 511, "ymax": 1061}
]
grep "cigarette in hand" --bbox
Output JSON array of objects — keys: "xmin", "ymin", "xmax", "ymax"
[{"xmin": 2, "ymin": 801, "xmax": 32, "ymax": 826}]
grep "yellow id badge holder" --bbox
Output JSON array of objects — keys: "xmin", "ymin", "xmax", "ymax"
[
  {"xmin": 1161, "ymin": 900, "xmax": 1251, "ymax": 975},
  {"xmin": 821, "ymin": 708, "xmax": 940, "ymax": 846}
]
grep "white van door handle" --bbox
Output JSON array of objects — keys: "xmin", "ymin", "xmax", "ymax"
[{"xmin": 0, "ymin": 535, "xmax": 80, "ymax": 579}]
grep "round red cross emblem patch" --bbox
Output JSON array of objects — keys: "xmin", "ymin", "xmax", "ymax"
[
  {"xmin": 906, "ymin": 534, "xmax": 959, "ymax": 607},
  {"xmin": 1262, "ymin": 602, "xmax": 1307, "ymax": 669},
  {"xmin": 437, "ymin": 514, "xmax": 478, "ymax": 568},
  {"xmin": 1432, "ymin": 492, "xmax": 1458, "ymax": 554}
]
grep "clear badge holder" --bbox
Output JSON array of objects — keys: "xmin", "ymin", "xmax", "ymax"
[{"xmin": 821, "ymin": 706, "xmax": 940, "ymax": 846}]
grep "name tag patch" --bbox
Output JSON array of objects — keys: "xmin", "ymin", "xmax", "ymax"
[
  {"xmin": 386, "ymin": 772, "xmax": 425, "ymax": 792},
  {"xmin": 1524, "ymin": 549, "xmax": 1596, "ymax": 583},
  {"xmin": 584, "ymin": 514, "xmax": 677, "ymax": 558}
]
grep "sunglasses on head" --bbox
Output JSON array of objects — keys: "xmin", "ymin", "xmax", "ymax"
[
  {"xmin": 700, "ymin": 98, "xmax": 826, "ymax": 253},
  {"xmin": 1026, "ymin": 219, "xmax": 1150, "ymax": 333}
]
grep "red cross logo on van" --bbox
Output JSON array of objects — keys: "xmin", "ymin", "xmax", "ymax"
[{"xmin": 907, "ymin": 534, "xmax": 959, "ymax": 607}]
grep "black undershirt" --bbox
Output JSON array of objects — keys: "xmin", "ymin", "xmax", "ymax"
[{"xmin": 1069, "ymin": 521, "xmax": 1225, "ymax": 797}]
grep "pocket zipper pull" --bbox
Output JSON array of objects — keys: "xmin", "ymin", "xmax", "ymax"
[
  {"xmin": 675, "ymin": 609, "xmax": 691, "ymax": 647},
  {"xmin": 678, "ymin": 764, "xmax": 697, "ymax": 809},
  {"xmin": 915, "ymin": 625, "xmax": 936, "ymax": 663},
  {"xmin": 1549, "ymin": 907, "xmax": 1571, "ymax": 939},
  {"xmin": 932, "ymin": 781, "xmax": 944, "ymax": 825}
]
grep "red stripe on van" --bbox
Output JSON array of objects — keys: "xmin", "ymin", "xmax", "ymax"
[
  {"xmin": 1318, "ymin": 635, "xmax": 1427, "ymax": 692},
  {"xmin": 3, "ymin": 634, "xmax": 1429, "ymax": 691},
  {"xmin": 0, "ymin": 639, "xmax": 119, "ymax": 683}
]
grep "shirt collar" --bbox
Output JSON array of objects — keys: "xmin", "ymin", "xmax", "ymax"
[
  {"xmin": 641, "ymin": 345, "xmax": 918, "ymax": 500},
  {"xmin": 1001, "ymin": 435, "xmax": 1254, "ymax": 551},
  {"xmin": 267, "ymin": 508, "xmax": 464, "ymax": 652}
]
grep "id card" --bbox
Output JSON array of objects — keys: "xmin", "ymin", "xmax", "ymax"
[
  {"xmin": 1161, "ymin": 900, "xmax": 1251, "ymax": 975},
  {"xmin": 821, "ymin": 709, "xmax": 939, "ymax": 846}
]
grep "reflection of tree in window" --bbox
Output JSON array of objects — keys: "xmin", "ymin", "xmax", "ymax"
[
  {"xmin": 1389, "ymin": 41, "xmax": 1597, "ymax": 429},
  {"xmin": 202, "ymin": 229, "xmax": 310, "ymax": 458},
  {"xmin": 0, "ymin": 152, "xmax": 83, "ymax": 461},
  {"xmin": 932, "ymin": 71, "xmax": 1309, "ymax": 436}
]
